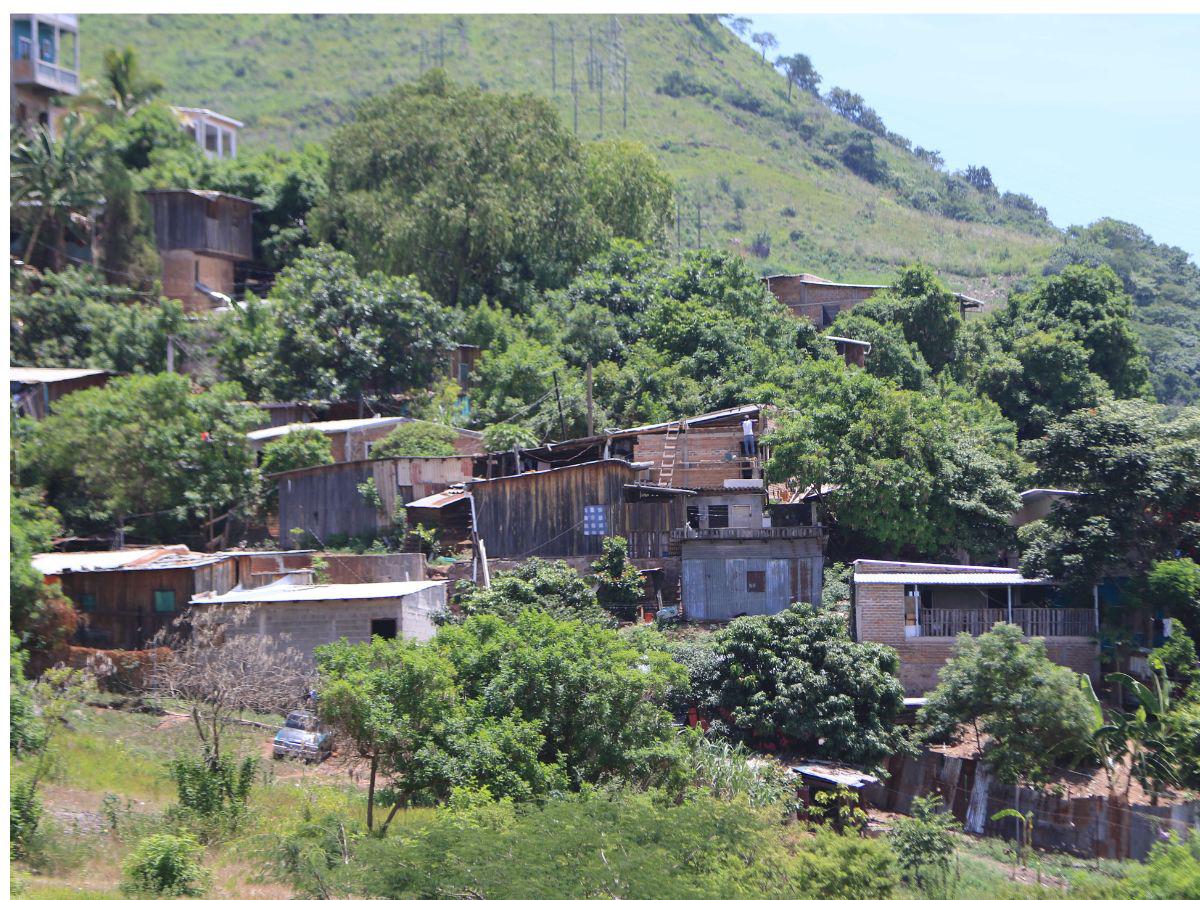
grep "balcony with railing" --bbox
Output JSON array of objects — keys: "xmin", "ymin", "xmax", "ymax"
[
  {"xmin": 11, "ymin": 15, "xmax": 80, "ymax": 96},
  {"xmin": 918, "ymin": 606, "xmax": 1096, "ymax": 639},
  {"xmin": 670, "ymin": 525, "xmax": 824, "ymax": 541}
]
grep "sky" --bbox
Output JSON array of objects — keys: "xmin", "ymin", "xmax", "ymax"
[{"xmin": 748, "ymin": 15, "xmax": 1200, "ymax": 260}]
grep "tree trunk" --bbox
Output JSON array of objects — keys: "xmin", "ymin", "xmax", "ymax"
[
  {"xmin": 380, "ymin": 797, "xmax": 406, "ymax": 835},
  {"xmin": 367, "ymin": 754, "xmax": 379, "ymax": 832},
  {"xmin": 24, "ymin": 208, "xmax": 47, "ymax": 267}
]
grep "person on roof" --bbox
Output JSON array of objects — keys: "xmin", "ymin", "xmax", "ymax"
[{"xmin": 741, "ymin": 416, "xmax": 756, "ymax": 458}]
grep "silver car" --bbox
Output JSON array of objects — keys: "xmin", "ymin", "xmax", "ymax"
[{"xmin": 272, "ymin": 710, "xmax": 333, "ymax": 763}]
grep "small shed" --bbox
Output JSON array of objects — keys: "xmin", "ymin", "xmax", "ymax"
[
  {"xmin": 10, "ymin": 366, "xmax": 110, "ymax": 419},
  {"xmin": 792, "ymin": 761, "xmax": 880, "ymax": 815},
  {"xmin": 191, "ymin": 579, "xmax": 447, "ymax": 661}
]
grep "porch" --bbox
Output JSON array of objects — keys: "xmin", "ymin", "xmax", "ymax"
[{"xmin": 917, "ymin": 606, "xmax": 1097, "ymax": 638}]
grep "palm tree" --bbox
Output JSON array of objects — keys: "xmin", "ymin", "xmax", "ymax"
[
  {"xmin": 75, "ymin": 46, "xmax": 163, "ymax": 118},
  {"xmin": 11, "ymin": 114, "xmax": 102, "ymax": 271}
]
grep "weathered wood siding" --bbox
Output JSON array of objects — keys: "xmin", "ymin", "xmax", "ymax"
[
  {"xmin": 277, "ymin": 457, "xmax": 472, "ymax": 549},
  {"xmin": 680, "ymin": 534, "xmax": 823, "ymax": 621},
  {"xmin": 470, "ymin": 460, "xmax": 635, "ymax": 559},
  {"xmin": 145, "ymin": 191, "xmax": 253, "ymax": 260}
]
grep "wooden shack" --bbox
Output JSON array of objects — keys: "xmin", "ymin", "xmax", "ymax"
[
  {"xmin": 763, "ymin": 273, "xmax": 884, "ymax": 327},
  {"xmin": 274, "ymin": 456, "xmax": 474, "ymax": 549},
  {"xmin": 10, "ymin": 366, "xmax": 110, "ymax": 419},
  {"xmin": 249, "ymin": 417, "xmax": 484, "ymax": 465},
  {"xmin": 144, "ymin": 189, "xmax": 254, "ymax": 313}
]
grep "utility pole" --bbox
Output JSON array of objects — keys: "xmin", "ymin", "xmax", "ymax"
[
  {"xmin": 695, "ymin": 197, "xmax": 702, "ymax": 249},
  {"xmin": 598, "ymin": 60, "xmax": 604, "ymax": 136},
  {"xmin": 586, "ymin": 362, "xmax": 594, "ymax": 437},
  {"xmin": 166, "ymin": 335, "xmax": 175, "ymax": 373},
  {"xmin": 550, "ymin": 21, "xmax": 557, "ymax": 94},
  {"xmin": 675, "ymin": 204, "xmax": 682, "ymax": 261},
  {"xmin": 622, "ymin": 53, "xmax": 628, "ymax": 131},
  {"xmin": 552, "ymin": 371, "xmax": 567, "ymax": 441},
  {"xmin": 587, "ymin": 26, "xmax": 594, "ymax": 90},
  {"xmin": 570, "ymin": 37, "xmax": 578, "ymax": 134}
]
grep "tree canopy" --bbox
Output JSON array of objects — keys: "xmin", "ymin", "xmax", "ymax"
[{"xmin": 368, "ymin": 421, "xmax": 458, "ymax": 459}]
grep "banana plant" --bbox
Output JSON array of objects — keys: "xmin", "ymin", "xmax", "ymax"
[{"xmin": 1097, "ymin": 671, "xmax": 1179, "ymax": 804}]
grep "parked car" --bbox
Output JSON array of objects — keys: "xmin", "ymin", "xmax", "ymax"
[{"xmin": 272, "ymin": 710, "xmax": 333, "ymax": 763}]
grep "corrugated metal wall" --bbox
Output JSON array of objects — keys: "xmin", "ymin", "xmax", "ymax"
[{"xmin": 682, "ymin": 558, "xmax": 793, "ymax": 620}]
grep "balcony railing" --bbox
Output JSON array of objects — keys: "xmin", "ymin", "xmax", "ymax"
[
  {"xmin": 918, "ymin": 607, "xmax": 1096, "ymax": 638},
  {"xmin": 11, "ymin": 58, "xmax": 80, "ymax": 94},
  {"xmin": 671, "ymin": 525, "xmax": 824, "ymax": 541}
]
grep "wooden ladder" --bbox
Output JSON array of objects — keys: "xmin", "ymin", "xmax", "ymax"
[{"xmin": 658, "ymin": 419, "xmax": 681, "ymax": 487}]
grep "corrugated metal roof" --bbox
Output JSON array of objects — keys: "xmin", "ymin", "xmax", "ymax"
[
  {"xmin": 407, "ymin": 490, "xmax": 469, "ymax": 509},
  {"xmin": 792, "ymin": 761, "xmax": 879, "ymax": 789},
  {"xmin": 247, "ymin": 417, "xmax": 410, "ymax": 442},
  {"xmin": 33, "ymin": 545, "xmax": 194, "ymax": 575},
  {"xmin": 854, "ymin": 572, "xmax": 1053, "ymax": 586},
  {"xmin": 191, "ymin": 580, "xmax": 444, "ymax": 605},
  {"xmin": 10, "ymin": 366, "xmax": 108, "ymax": 383}
]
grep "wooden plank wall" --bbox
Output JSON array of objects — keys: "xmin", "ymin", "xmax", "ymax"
[
  {"xmin": 470, "ymin": 461, "xmax": 632, "ymax": 558},
  {"xmin": 146, "ymin": 192, "xmax": 253, "ymax": 259}
]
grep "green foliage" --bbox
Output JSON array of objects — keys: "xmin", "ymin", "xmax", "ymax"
[
  {"xmin": 10, "ymin": 636, "xmax": 46, "ymax": 756},
  {"xmin": 315, "ymin": 69, "xmax": 605, "ymax": 310},
  {"xmin": 591, "ymin": 536, "xmax": 644, "ymax": 612},
  {"xmin": 120, "ymin": 832, "xmax": 210, "ymax": 897},
  {"xmin": 1019, "ymin": 403, "xmax": 1200, "ymax": 589},
  {"xmin": 352, "ymin": 792, "xmax": 899, "ymax": 899},
  {"xmin": 166, "ymin": 753, "xmax": 257, "ymax": 828},
  {"xmin": 1123, "ymin": 829, "xmax": 1200, "ymax": 899},
  {"xmin": 1149, "ymin": 621, "xmax": 1199, "ymax": 690},
  {"xmin": 888, "ymin": 795, "xmax": 958, "ymax": 893},
  {"xmin": 453, "ymin": 558, "xmax": 608, "ymax": 625},
  {"xmin": 9, "ymin": 487, "xmax": 62, "ymax": 633},
  {"xmin": 480, "ymin": 423, "xmax": 536, "ymax": 453},
  {"xmin": 10, "ymin": 267, "xmax": 186, "ymax": 375},
  {"xmin": 919, "ymin": 624, "xmax": 1095, "ymax": 787},
  {"xmin": 24, "ymin": 373, "xmax": 264, "ymax": 542},
  {"xmin": 9, "ymin": 777, "xmax": 43, "ymax": 861},
  {"xmin": 94, "ymin": 155, "xmax": 161, "ymax": 290},
  {"xmin": 704, "ymin": 605, "xmax": 907, "ymax": 765},
  {"xmin": 259, "ymin": 428, "xmax": 334, "ymax": 476},
  {"xmin": 217, "ymin": 244, "xmax": 459, "ymax": 403},
  {"xmin": 767, "ymin": 358, "xmax": 1021, "ymax": 557},
  {"xmin": 368, "ymin": 421, "xmax": 457, "ymax": 459},
  {"xmin": 1140, "ymin": 560, "xmax": 1200, "ymax": 637},
  {"xmin": 582, "ymin": 139, "xmax": 674, "ymax": 244}
]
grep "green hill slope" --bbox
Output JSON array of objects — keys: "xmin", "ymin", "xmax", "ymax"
[{"xmin": 80, "ymin": 13, "xmax": 1057, "ymax": 300}]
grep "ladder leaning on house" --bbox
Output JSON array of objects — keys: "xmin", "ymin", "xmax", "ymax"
[{"xmin": 657, "ymin": 419, "xmax": 682, "ymax": 487}]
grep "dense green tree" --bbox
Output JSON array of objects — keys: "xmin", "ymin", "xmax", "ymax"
[
  {"xmin": 315, "ymin": 637, "xmax": 559, "ymax": 832},
  {"xmin": 25, "ymin": 373, "xmax": 264, "ymax": 543},
  {"xmin": 368, "ymin": 421, "xmax": 457, "ymax": 459},
  {"xmin": 480, "ymin": 423, "xmax": 536, "ymax": 453},
  {"xmin": 435, "ymin": 609, "xmax": 685, "ymax": 788},
  {"xmin": 591, "ymin": 537, "xmax": 645, "ymax": 613},
  {"xmin": 830, "ymin": 315, "xmax": 931, "ymax": 391},
  {"xmin": 1019, "ymin": 401, "xmax": 1200, "ymax": 589},
  {"xmin": 82, "ymin": 46, "xmax": 164, "ymax": 117},
  {"xmin": 94, "ymin": 156, "xmax": 161, "ymax": 290},
  {"xmin": 1138, "ymin": 559, "xmax": 1200, "ymax": 639},
  {"xmin": 453, "ymin": 558, "xmax": 608, "ymax": 626},
  {"xmin": 703, "ymin": 605, "xmax": 907, "ymax": 766},
  {"xmin": 10, "ymin": 488, "xmax": 62, "ymax": 634},
  {"xmin": 919, "ymin": 624, "xmax": 1096, "ymax": 787},
  {"xmin": 767, "ymin": 359, "xmax": 1021, "ymax": 557},
  {"xmin": 582, "ymin": 140, "xmax": 674, "ymax": 245},
  {"xmin": 1000, "ymin": 265, "xmax": 1151, "ymax": 400},
  {"xmin": 315, "ymin": 70, "xmax": 606, "ymax": 309},
  {"xmin": 774, "ymin": 53, "xmax": 821, "ymax": 100},
  {"xmin": 104, "ymin": 102, "xmax": 193, "ymax": 171},
  {"xmin": 217, "ymin": 245, "xmax": 458, "ymax": 404},
  {"xmin": 10, "ymin": 267, "xmax": 186, "ymax": 375},
  {"xmin": 259, "ymin": 428, "xmax": 335, "ymax": 476}
]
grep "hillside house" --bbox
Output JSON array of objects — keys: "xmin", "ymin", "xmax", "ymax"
[
  {"xmin": 852, "ymin": 559, "xmax": 1099, "ymax": 694},
  {"xmin": 10, "ymin": 13, "xmax": 79, "ymax": 136},
  {"xmin": 10, "ymin": 366, "xmax": 110, "ymax": 419},
  {"xmin": 191, "ymin": 579, "xmax": 447, "ymax": 662},
  {"xmin": 825, "ymin": 335, "xmax": 871, "ymax": 367},
  {"xmin": 763, "ymin": 272, "xmax": 985, "ymax": 327},
  {"xmin": 172, "ymin": 107, "xmax": 242, "ymax": 159},
  {"xmin": 273, "ymin": 455, "xmax": 475, "ymax": 549},
  {"xmin": 144, "ymin": 189, "xmax": 254, "ymax": 313},
  {"xmin": 248, "ymin": 417, "xmax": 483, "ymax": 464}
]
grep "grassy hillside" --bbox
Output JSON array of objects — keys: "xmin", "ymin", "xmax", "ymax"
[{"xmin": 80, "ymin": 13, "xmax": 1060, "ymax": 301}]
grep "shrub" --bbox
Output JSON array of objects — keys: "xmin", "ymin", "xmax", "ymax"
[
  {"xmin": 453, "ymin": 557, "xmax": 608, "ymax": 625},
  {"xmin": 369, "ymin": 421, "xmax": 457, "ymax": 458},
  {"xmin": 260, "ymin": 428, "xmax": 335, "ymax": 475},
  {"xmin": 10, "ymin": 637, "xmax": 45, "ymax": 755},
  {"xmin": 1124, "ymin": 828, "xmax": 1200, "ymax": 898},
  {"xmin": 120, "ymin": 832, "xmax": 210, "ymax": 897},
  {"xmin": 750, "ymin": 231, "xmax": 772, "ymax": 258},
  {"xmin": 10, "ymin": 777, "xmax": 42, "ymax": 860},
  {"xmin": 591, "ymin": 536, "xmax": 644, "ymax": 614},
  {"xmin": 167, "ymin": 753, "xmax": 256, "ymax": 830},
  {"xmin": 888, "ymin": 795, "xmax": 958, "ymax": 893}
]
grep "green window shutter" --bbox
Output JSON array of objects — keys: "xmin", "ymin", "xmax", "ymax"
[
  {"xmin": 153, "ymin": 589, "xmax": 176, "ymax": 613},
  {"xmin": 77, "ymin": 593, "xmax": 96, "ymax": 612}
]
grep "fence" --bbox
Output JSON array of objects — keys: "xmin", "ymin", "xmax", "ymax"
[{"xmin": 920, "ymin": 607, "xmax": 1095, "ymax": 638}]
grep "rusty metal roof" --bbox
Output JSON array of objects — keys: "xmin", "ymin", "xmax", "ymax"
[{"xmin": 407, "ymin": 489, "xmax": 470, "ymax": 509}]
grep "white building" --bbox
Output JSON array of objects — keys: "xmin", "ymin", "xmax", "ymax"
[{"xmin": 172, "ymin": 106, "xmax": 242, "ymax": 159}]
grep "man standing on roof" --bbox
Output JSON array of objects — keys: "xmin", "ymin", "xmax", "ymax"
[{"xmin": 741, "ymin": 416, "xmax": 756, "ymax": 459}]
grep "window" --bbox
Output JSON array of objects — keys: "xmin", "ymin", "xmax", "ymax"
[
  {"xmin": 205, "ymin": 123, "xmax": 219, "ymax": 154},
  {"xmin": 746, "ymin": 571, "xmax": 766, "ymax": 593},
  {"xmin": 77, "ymin": 592, "xmax": 97, "ymax": 612},
  {"xmin": 686, "ymin": 505, "xmax": 701, "ymax": 529},
  {"xmin": 707, "ymin": 504, "xmax": 729, "ymax": 529},
  {"xmin": 583, "ymin": 505, "xmax": 607, "ymax": 536},
  {"xmin": 16, "ymin": 37, "xmax": 31, "ymax": 60},
  {"xmin": 370, "ymin": 618, "xmax": 398, "ymax": 640},
  {"xmin": 153, "ymin": 589, "xmax": 176, "ymax": 613},
  {"xmin": 458, "ymin": 362, "xmax": 471, "ymax": 386}
]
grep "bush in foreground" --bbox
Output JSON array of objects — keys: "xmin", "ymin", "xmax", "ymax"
[{"xmin": 120, "ymin": 832, "xmax": 210, "ymax": 897}]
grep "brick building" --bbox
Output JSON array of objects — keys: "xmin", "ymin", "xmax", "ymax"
[{"xmin": 852, "ymin": 559, "xmax": 1099, "ymax": 694}]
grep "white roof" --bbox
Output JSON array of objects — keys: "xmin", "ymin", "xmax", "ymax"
[
  {"xmin": 172, "ymin": 106, "xmax": 245, "ymax": 128},
  {"xmin": 10, "ymin": 367, "xmax": 108, "ymax": 383},
  {"xmin": 246, "ymin": 417, "xmax": 407, "ymax": 442},
  {"xmin": 1020, "ymin": 488, "xmax": 1083, "ymax": 501},
  {"xmin": 191, "ymin": 580, "xmax": 443, "ymax": 605},
  {"xmin": 854, "ymin": 572, "xmax": 1053, "ymax": 586},
  {"xmin": 32, "ymin": 545, "xmax": 193, "ymax": 575}
]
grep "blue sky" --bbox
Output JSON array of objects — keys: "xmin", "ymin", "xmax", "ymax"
[{"xmin": 748, "ymin": 15, "xmax": 1200, "ymax": 260}]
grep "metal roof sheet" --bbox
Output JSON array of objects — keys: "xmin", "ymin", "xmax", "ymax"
[
  {"xmin": 10, "ymin": 366, "xmax": 108, "ymax": 383},
  {"xmin": 33, "ymin": 545, "xmax": 194, "ymax": 575},
  {"xmin": 247, "ymin": 417, "xmax": 410, "ymax": 442},
  {"xmin": 854, "ymin": 572, "xmax": 1053, "ymax": 586},
  {"xmin": 407, "ymin": 490, "xmax": 469, "ymax": 509},
  {"xmin": 191, "ymin": 580, "xmax": 443, "ymax": 605},
  {"xmin": 792, "ymin": 762, "xmax": 880, "ymax": 789}
]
